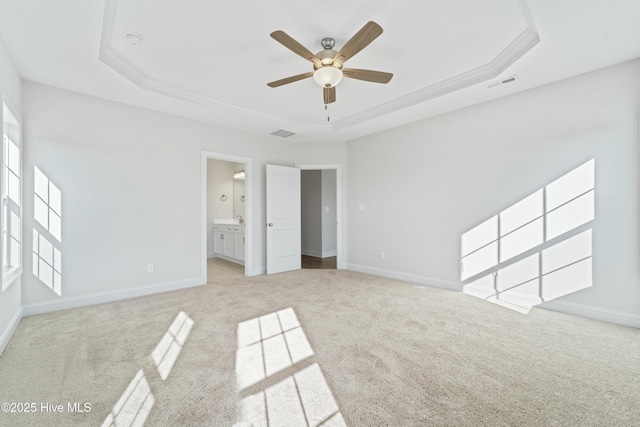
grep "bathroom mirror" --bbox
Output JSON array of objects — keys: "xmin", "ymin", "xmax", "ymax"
[
  {"xmin": 207, "ymin": 159, "xmax": 246, "ymax": 223},
  {"xmin": 233, "ymin": 176, "xmax": 245, "ymax": 220}
]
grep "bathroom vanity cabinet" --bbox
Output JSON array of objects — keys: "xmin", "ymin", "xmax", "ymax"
[{"xmin": 213, "ymin": 224, "xmax": 245, "ymax": 263}]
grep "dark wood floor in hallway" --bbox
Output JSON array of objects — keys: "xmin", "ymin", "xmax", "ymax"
[{"xmin": 302, "ymin": 255, "xmax": 337, "ymax": 269}]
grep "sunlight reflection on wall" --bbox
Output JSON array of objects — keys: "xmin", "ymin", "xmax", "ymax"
[
  {"xmin": 460, "ymin": 159, "xmax": 595, "ymax": 312},
  {"xmin": 32, "ymin": 166, "xmax": 63, "ymax": 295},
  {"xmin": 235, "ymin": 308, "xmax": 346, "ymax": 427}
]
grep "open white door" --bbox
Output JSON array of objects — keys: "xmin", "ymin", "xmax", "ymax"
[{"xmin": 266, "ymin": 164, "xmax": 301, "ymax": 274}]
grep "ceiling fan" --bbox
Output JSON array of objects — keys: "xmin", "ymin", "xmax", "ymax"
[{"xmin": 267, "ymin": 21, "xmax": 393, "ymax": 105}]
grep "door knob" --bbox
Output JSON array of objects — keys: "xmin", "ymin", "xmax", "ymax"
[{"xmin": 268, "ymin": 223, "xmax": 274, "ymax": 227}]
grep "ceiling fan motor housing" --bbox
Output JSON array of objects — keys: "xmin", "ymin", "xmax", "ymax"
[
  {"xmin": 320, "ymin": 37, "xmax": 335, "ymax": 50},
  {"xmin": 315, "ymin": 49, "xmax": 340, "ymax": 68}
]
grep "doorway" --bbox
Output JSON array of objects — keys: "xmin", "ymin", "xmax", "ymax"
[
  {"xmin": 201, "ymin": 151, "xmax": 253, "ymax": 283},
  {"xmin": 297, "ymin": 164, "xmax": 342, "ymax": 270}
]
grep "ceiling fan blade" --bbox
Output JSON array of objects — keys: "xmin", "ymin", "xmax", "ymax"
[
  {"xmin": 332, "ymin": 21, "xmax": 383, "ymax": 68},
  {"xmin": 323, "ymin": 86, "xmax": 336, "ymax": 104},
  {"xmin": 270, "ymin": 30, "xmax": 322, "ymax": 67},
  {"xmin": 342, "ymin": 68, "xmax": 393, "ymax": 84},
  {"xmin": 267, "ymin": 72, "xmax": 314, "ymax": 87}
]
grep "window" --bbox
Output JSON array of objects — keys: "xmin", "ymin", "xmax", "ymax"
[{"xmin": 1, "ymin": 101, "xmax": 22, "ymax": 291}]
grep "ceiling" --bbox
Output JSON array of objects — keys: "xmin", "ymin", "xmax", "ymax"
[{"xmin": 0, "ymin": 0, "xmax": 638, "ymax": 143}]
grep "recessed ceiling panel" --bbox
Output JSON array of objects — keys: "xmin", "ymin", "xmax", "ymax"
[
  {"xmin": 106, "ymin": 0, "xmax": 532, "ymax": 127},
  {"xmin": 2, "ymin": 0, "xmax": 639, "ymax": 141}
]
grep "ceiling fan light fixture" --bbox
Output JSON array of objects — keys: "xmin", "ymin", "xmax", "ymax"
[{"xmin": 313, "ymin": 66, "xmax": 343, "ymax": 88}]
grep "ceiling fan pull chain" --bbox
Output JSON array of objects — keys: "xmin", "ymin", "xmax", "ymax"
[{"xmin": 325, "ymin": 104, "xmax": 330, "ymax": 122}]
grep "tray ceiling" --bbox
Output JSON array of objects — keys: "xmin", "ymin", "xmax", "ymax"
[{"xmin": 0, "ymin": 0, "xmax": 639, "ymax": 142}]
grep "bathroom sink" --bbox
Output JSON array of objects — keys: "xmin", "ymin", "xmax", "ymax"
[{"xmin": 214, "ymin": 219, "xmax": 241, "ymax": 225}]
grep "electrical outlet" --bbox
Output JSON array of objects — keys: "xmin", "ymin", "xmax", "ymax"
[
  {"xmin": 147, "ymin": 264, "xmax": 154, "ymax": 273},
  {"xmin": 380, "ymin": 252, "xmax": 385, "ymax": 260}
]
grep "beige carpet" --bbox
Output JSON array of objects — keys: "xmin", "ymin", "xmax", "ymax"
[
  {"xmin": 0, "ymin": 269, "xmax": 638, "ymax": 426},
  {"xmin": 207, "ymin": 257, "xmax": 244, "ymax": 282}
]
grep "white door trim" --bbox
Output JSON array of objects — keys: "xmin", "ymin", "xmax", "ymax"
[
  {"xmin": 201, "ymin": 151, "xmax": 254, "ymax": 282},
  {"xmin": 295, "ymin": 163, "xmax": 344, "ymax": 269}
]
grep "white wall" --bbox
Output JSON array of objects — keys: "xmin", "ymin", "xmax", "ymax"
[
  {"xmin": 321, "ymin": 170, "xmax": 337, "ymax": 256},
  {"xmin": 347, "ymin": 59, "xmax": 640, "ymax": 327},
  {"xmin": 0, "ymin": 33, "xmax": 22, "ymax": 354},
  {"xmin": 21, "ymin": 82, "xmax": 347, "ymax": 313},
  {"xmin": 301, "ymin": 170, "xmax": 322, "ymax": 256}
]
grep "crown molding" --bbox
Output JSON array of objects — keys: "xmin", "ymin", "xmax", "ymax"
[
  {"xmin": 99, "ymin": 0, "xmax": 329, "ymax": 135},
  {"xmin": 332, "ymin": 27, "xmax": 540, "ymax": 130},
  {"xmin": 99, "ymin": 0, "xmax": 538, "ymax": 135}
]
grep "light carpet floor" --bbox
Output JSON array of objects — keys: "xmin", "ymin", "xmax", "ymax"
[
  {"xmin": 207, "ymin": 257, "xmax": 245, "ymax": 282},
  {"xmin": 0, "ymin": 269, "xmax": 638, "ymax": 426}
]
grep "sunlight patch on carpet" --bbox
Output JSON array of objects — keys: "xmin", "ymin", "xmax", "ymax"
[
  {"xmin": 102, "ymin": 310, "xmax": 194, "ymax": 425},
  {"xmin": 151, "ymin": 311, "xmax": 195, "ymax": 380},
  {"xmin": 101, "ymin": 369, "xmax": 155, "ymax": 427},
  {"xmin": 235, "ymin": 308, "xmax": 346, "ymax": 426},
  {"xmin": 236, "ymin": 308, "xmax": 313, "ymax": 389}
]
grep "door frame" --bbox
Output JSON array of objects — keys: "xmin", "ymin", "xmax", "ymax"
[
  {"xmin": 201, "ymin": 151, "xmax": 254, "ymax": 282},
  {"xmin": 295, "ymin": 164, "xmax": 344, "ymax": 269}
]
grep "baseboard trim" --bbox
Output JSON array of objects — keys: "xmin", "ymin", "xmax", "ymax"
[
  {"xmin": 463, "ymin": 284, "xmax": 544, "ymax": 306},
  {"xmin": 435, "ymin": 281, "xmax": 640, "ymax": 328},
  {"xmin": 340, "ymin": 263, "xmax": 640, "ymax": 328},
  {"xmin": 346, "ymin": 263, "xmax": 462, "ymax": 292},
  {"xmin": 301, "ymin": 249, "xmax": 322, "ymax": 258},
  {"xmin": 213, "ymin": 254, "xmax": 245, "ymax": 266},
  {"xmin": 22, "ymin": 277, "xmax": 204, "ymax": 317},
  {"xmin": 251, "ymin": 266, "xmax": 266, "ymax": 276},
  {"xmin": 301, "ymin": 250, "xmax": 337, "ymax": 258},
  {"xmin": 0, "ymin": 306, "xmax": 23, "ymax": 356},
  {"xmin": 540, "ymin": 300, "xmax": 640, "ymax": 328}
]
